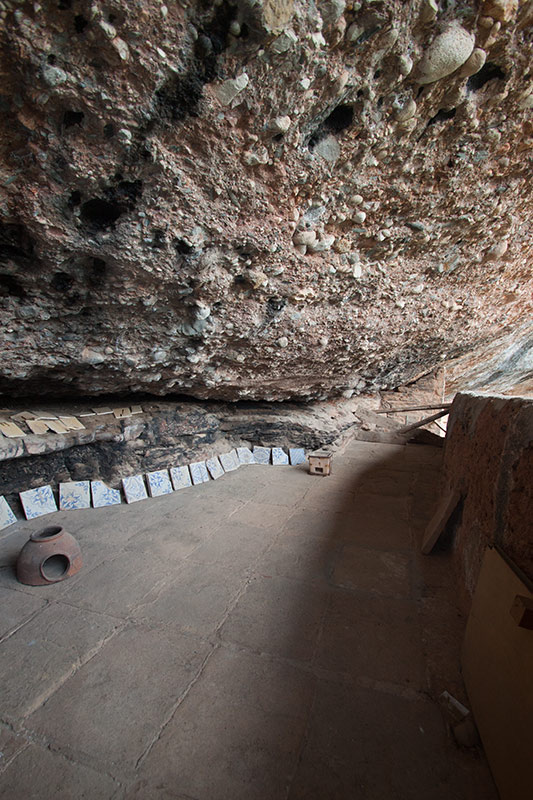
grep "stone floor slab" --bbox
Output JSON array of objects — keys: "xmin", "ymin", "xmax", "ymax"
[
  {"xmin": 138, "ymin": 646, "xmax": 315, "ymax": 800},
  {"xmin": 134, "ymin": 559, "xmax": 247, "ymax": 636},
  {"xmin": 316, "ymin": 590, "xmax": 425, "ymax": 690},
  {"xmin": 287, "ymin": 680, "xmax": 460, "ymax": 800},
  {"xmin": 331, "ymin": 544, "xmax": 413, "ymax": 598},
  {"xmin": 27, "ymin": 623, "xmax": 212, "ymax": 772},
  {"xmin": 0, "ymin": 602, "xmax": 121, "ymax": 722},
  {"xmin": 0, "ymin": 586, "xmax": 47, "ymax": 639},
  {"xmin": 0, "ymin": 744, "xmax": 118, "ymax": 799},
  {"xmin": 219, "ymin": 574, "xmax": 328, "ymax": 663}
]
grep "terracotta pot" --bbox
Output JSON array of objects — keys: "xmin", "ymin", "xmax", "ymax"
[{"xmin": 16, "ymin": 525, "xmax": 82, "ymax": 586}]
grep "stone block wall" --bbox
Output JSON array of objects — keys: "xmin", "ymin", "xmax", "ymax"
[{"xmin": 443, "ymin": 392, "xmax": 533, "ymax": 610}]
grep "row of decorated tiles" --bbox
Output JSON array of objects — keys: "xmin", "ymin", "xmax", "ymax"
[{"xmin": 0, "ymin": 446, "xmax": 307, "ymax": 530}]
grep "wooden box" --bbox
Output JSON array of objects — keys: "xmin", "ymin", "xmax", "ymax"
[{"xmin": 308, "ymin": 451, "xmax": 332, "ymax": 476}]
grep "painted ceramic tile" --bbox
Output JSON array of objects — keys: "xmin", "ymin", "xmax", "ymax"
[
  {"xmin": 272, "ymin": 447, "xmax": 289, "ymax": 466},
  {"xmin": 122, "ymin": 475, "xmax": 148, "ymax": 504},
  {"xmin": 219, "ymin": 450, "xmax": 239, "ymax": 472},
  {"xmin": 237, "ymin": 447, "xmax": 255, "ymax": 465},
  {"xmin": 206, "ymin": 457, "xmax": 225, "ymax": 480},
  {"xmin": 92, "ymin": 407, "xmax": 113, "ymax": 415},
  {"xmin": 147, "ymin": 469, "xmax": 173, "ymax": 497},
  {"xmin": 170, "ymin": 466, "xmax": 192, "ymax": 490},
  {"xmin": 131, "ymin": 405, "xmax": 143, "ymax": 415},
  {"xmin": 189, "ymin": 461, "xmax": 210, "ymax": 485},
  {"xmin": 253, "ymin": 446, "xmax": 271, "ymax": 465},
  {"xmin": 0, "ymin": 496, "xmax": 17, "ymax": 530},
  {"xmin": 19, "ymin": 485, "xmax": 58, "ymax": 520},
  {"xmin": 289, "ymin": 448, "xmax": 306, "ymax": 466},
  {"xmin": 91, "ymin": 481, "xmax": 122, "ymax": 508},
  {"xmin": 59, "ymin": 481, "xmax": 91, "ymax": 511}
]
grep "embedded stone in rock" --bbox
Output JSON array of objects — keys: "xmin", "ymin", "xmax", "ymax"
[
  {"xmin": 260, "ymin": 0, "xmax": 295, "ymax": 34},
  {"xmin": 416, "ymin": 24, "xmax": 475, "ymax": 85},
  {"xmin": 212, "ymin": 74, "xmax": 249, "ymax": 106},
  {"xmin": 459, "ymin": 48, "xmax": 487, "ymax": 79}
]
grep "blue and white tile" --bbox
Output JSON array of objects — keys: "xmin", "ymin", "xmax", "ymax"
[
  {"xmin": 59, "ymin": 481, "xmax": 91, "ymax": 511},
  {"xmin": 19, "ymin": 485, "xmax": 58, "ymax": 520},
  {"xmin": 0, "ymin": 496, "xmax": 17, "ymax": 530},
  {"xmin": 170, "ymin": 466, "xmax": 192, "ymax": 491},
  {"xmin": 219, "ymin": 450, "xmax": 240, "ymax": 473},
  {"xmin": 189, "ymin": 461, "xmax": 210, "ymax": 485},
  {"xmin": 147, "ymin": 469, "xmax": 173, "ymax": 497},
  {"xmin": 91, "ymin": 481, "xmax": 122, "ymax": 508},
  {"xmin": 237, "ymin": 447, "xmax": 255, "ymax": 465},
  {"xmin": 122, "ymin": 475, "xmax": 148, "ymax": 504},
  {"xmin": 206, "ymin": 457, "xmax": 225, "ymax": 480},
  {"xmin": 253, "ymin": 446, "xmax": 271, "ymax": 465},
  {"xmin": 272, "ymin": 447, "xmax": 289, "ymax": 466},
  {"xmin": 289, "ymin": 448, "xmax": 306, "ymax": 466}
]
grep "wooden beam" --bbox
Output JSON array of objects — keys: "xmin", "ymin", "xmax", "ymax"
[
  {"xmin": 421, "ymin": 489, "xmax": 462, "ymax": 554},
  {"xmin": 376, "ymin": 403, "xmax": 451, "ymax": 414},
  {"xmin": 397, "ymin": 408, "xmax": 450, "ymax": 434}
]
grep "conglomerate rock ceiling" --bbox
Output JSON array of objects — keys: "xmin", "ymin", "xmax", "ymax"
[{"xmin": 0, "ymin": 0, "xmax": 532, "ymax": 401}]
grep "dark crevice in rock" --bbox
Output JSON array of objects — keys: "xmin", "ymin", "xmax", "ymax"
[
  {"xmin": 0, "ymin": 273, "xmax": 26, "ymax": 298},
  {"xmin": 63, "ymin": 110, "xmax": 84, "ymax": 128},
  {"xmin": 427, "ymin": 108, "xmax": 457, "ymax": 126},
  {"xmin": 467, "ymin": 62, "xmax": 506, "ymax": 92},
  {"xmin": 80, "ymin": 179, "xmax": 142, "ymax": 229},
  {"xmin": 156, "ymin": 1, "xmax": 236, "ymax": 123},
  {"xmin": 0, "ymin": 222, "xmax": 35, "ymax": 267},
  {"xmin": 307, "ymin": 104, "xmax": 355, "ymax": 151},
  {"xmin": 74, "ymin": 15, "xmax": 88, "ymax": 34},
  {"xmin": 80, "ymin": 198, "xmax": 122, "ymax": 228}
]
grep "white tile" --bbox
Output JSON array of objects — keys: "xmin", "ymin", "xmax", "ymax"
[
  {"xmin": 219, "ymin": 450, "xmax": 239, "ymax": 472},
  {"xmin": 272, "ymin": 447, "xmax": 289, "ymax": 466},
  {"xmin": 59, "ymin": 481, "xmax": 91, "ymax": 511},
  {"xmin": 26, "ymin": 420, "xmax": 50, "ymax": 435},
  {"xmin": 44, "ymin": 419, "xmax": 69, "ymax": 434},
  {"xmin": 0, "ymin": 421, "xmax": 26, "ymax": 438},
  {"xmin": 122, "ymin": 475, "xmax": 148, "ymax": 503},
  {"xmin": 289, "ymin": 448, "xmax": 307, "ymax": 466},
  {"xmin": 58, "ymin": 416, "xmax": 85, "ymax": 431},
  {"xmin": 146, "ymin": 469, "xmax": 173, "ymax": 497},
  {"xmin": 237, "ymin": 447, "xmax": 255, "ymax": 465},
  {"xmin": 113, "ymin": 407, "xmax": 132, "ymax": 419},
  {"xmin": 19, "ymin": 485, "xmax": 58, "ymax": 520},
  {"xmin": 91, "ymin": 481, "xmax": 122, "ymax": 508},
  {"xmin": 253, "ymin": 446, "xmax": 271, "ymax": 465},
  {"xmin": 189, "ymin": 461, "xmax": 210, "ymax": 485},
  {"xmin": 206, "ymin": 457, "xmax": 225, "ymax": 480},
  {"xmin": 0, "ymin": 496, "xmax": 17, "ymax": 530},
  {"xmin": 170, "ymin": 466, "xmax": 192, "ymax": 490}
]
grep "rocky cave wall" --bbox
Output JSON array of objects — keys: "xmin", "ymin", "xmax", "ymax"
[{"xmin": 1, "ymin": 0, "xmax": 532, "ymax": 402}]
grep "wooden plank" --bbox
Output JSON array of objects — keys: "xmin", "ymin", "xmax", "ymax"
[
  {"xmin": 462, "ymin": 547, "xmax": 533, "ymax": 800},
  {"xmin": 376, "ymin": 403, "xmax": 451, "ymax": 414},
  {"xmin": 421, "ymin": 489, "xmax": 462, "ymax": 554},
  {"xmin": 397, "ymin": 409, "xmax": 449, "ymax": 434}
]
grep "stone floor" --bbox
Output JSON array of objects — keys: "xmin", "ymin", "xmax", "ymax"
[{"xmin": 0, "ymin": 439, "xmax": 498, "ymax": 799}]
